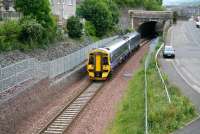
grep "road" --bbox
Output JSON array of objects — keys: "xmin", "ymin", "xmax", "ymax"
[{"xmin": 160, "ymin": 21, "xmax": 200, "ymax": 134}]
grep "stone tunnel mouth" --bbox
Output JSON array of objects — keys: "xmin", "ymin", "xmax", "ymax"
[{"xmin": 138, "ymin": 21, "xmax": 160, "ymax": 39}]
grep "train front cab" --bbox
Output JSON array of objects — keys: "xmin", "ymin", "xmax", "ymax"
[{"xmin": 87, "ymin": 50, "xmax": 111, "ymax": 80}]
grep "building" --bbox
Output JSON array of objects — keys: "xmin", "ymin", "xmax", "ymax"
[
  {"xmin": 0, "ymin": 0, "xmax": 14, "ymax": 11},
  {"xmin": 0, "ymin": 0, "xmax": 18, "ymax": 21},
  {"xmin": 0, "ymin": 0, "xmax": 3, "ymax": 11},
  {"xmin": 166, "ymin": 5, "xmax": 200, "ymax": 18},
  {"xmin": 50, "ymin": 0, "xmax": 76, "ymax": 24}
]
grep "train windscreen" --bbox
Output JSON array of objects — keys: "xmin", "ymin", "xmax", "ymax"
[{"xmin": 89, "ymin": 54, "xmax": 94, "ymax": 64}]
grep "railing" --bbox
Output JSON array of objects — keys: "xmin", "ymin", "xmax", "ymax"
[
  {"xmin": 0, "ymin": 59, "xmax": 34, "ymax": 90},
  {"xmin": 0, "ymin": 36, "xmax": 118, "ymax": 91}
]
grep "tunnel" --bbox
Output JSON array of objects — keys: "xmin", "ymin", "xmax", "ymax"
[{"xmin": 138, "ymin": 21, "xmax": 159, "ymax": 39}]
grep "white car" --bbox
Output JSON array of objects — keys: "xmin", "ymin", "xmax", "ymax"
[
  {"xmin": 196, "ymin": 21, "xmax": 200, "ymax": 28},
  {"xmin": 163, "ymin": 45, "xmax": 175, "ymax": 58}
]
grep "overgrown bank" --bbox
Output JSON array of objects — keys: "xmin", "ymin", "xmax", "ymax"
[
  {"xmin": 113, "ymin": 0, "xmax": 163, "ymax": 10},
  {"xmin": 0, "ymin": 0, "xmax": 60, "ymax": 52},
  {"xmin": 107, "ymin": 44, "xmax": 197, "ymax": 134}
]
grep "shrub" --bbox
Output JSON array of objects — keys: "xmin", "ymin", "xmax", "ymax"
[
  {"xmin": 0, "ymin": 20, "xmax": 21, "ymax": 51},
  {"xmin": 55, "ymin": 27, "xmax": 64, "ymax": 41},
  {"xmin": 19, "ymin": 17, "xmax": 47, "ymax": 48},
  {"xmin": 84, "ymin": 21, "xmax": 96, "ymax": 36},
  {"xmin": 67, "ymin": 16, "xmax": 83, "ymax": 38}
]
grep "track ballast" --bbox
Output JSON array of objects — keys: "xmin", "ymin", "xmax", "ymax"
[{"xmin": 40, "ymin": 82, "xmax": 103, "ymax": 134}]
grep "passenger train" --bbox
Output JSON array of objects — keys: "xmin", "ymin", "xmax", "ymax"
[{"xmin": 87, "ymin": 32, "xmax": 141, "ymax": 80}]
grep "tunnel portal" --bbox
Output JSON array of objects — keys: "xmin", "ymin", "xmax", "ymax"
[{"xmin": 138, "ymin": 21, "xmax": 159, "ymax": 39}]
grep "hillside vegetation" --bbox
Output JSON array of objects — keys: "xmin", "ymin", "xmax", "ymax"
[
  {"xmin": 107, "ymin": 44, "xmax": 197, "ymax": 134},
  {"xmin": 113, "ymin": 0, "xmax": 163, "ymax": 10}
]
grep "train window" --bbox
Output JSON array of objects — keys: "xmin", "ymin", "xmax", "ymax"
[
  {"xmin": 102, "ymin": 57, "xmax": 109, "ymax": 65},
  {"xmin": 89, "ymin": 55, "xmax": 94, "ymax": 64}
]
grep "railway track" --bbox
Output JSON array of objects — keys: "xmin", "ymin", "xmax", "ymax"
[
  {"xmin": 140, "ymin": 39, "xmax": 150, "ymax": 47},
  {"xmin": 39, "ymin": 39, "xmax": 150, "ymax": 134},
  {"xmin": 40, "ymin": 82, "xmax": 103, "ymax": 134}
]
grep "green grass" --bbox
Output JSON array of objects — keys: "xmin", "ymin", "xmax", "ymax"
[{"xmin": 107, "ymin": 53, "xmax": 198, "ymax": 134}]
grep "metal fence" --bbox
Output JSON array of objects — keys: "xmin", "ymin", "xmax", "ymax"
[
  {"xmin": 0, "ymin": 36, "xmax": 118, "ymax": 91},
  {"xmin": 0, "ymin": 59, "xmax": 33, "ymax": 90}
]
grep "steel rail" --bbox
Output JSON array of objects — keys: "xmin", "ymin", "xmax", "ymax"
[{"xmin": 39, "ymin": 82, "xmax": 104, "ymax": 134}]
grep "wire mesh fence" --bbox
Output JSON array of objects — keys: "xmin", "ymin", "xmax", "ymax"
[{"xmin": 0, "ymin": 36, "xmax": 118, "ymax": 91}]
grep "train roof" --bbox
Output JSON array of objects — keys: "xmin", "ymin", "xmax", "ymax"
[
  {"xmin": 103, "ymin": 32, "xmax": 140, "ymax": 53},
  {"xmin": 90, "ymin": 32, "xmax": 140, "ymax": 54}
]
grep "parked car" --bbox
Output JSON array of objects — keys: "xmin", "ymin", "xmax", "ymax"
[
  {"xmin": 163, "ymin": 45, "xmax": 175, "ymax": 58},
  {"xmin": 196, "ymin": 21, "xmax": 200, "ymax": 28}
]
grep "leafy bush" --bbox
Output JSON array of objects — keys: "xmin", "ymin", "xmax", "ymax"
[
  {"xmin": 0, "ymin": 20, "xmax": 21, "ymax": 51},
  {"xmin": 19, "ymin": 18, "xmax": 47, "ymax": 48},
  {"xmin": 0, "ymin": 18, "xmax": 52, "ymax": 52},
  {"xmin": 84, "ymin": 21, "xmax": 96, "ymax": 36},
  {"xmin": 67, "ymin": 16, "xmax": 83, "ymax": 38},
  {"xmin": 55, "ymin": 27, "xmax": 64, "ymax": 41}
]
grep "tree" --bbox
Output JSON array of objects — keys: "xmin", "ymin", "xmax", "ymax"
[
  {"xmin": 113, "ymin": 0, "xmax": 163, "ymax": 10},
  {"xmin": 173, "ymin": 11, "xmax": 178, "ymax": 24},
  {"xmin": 77, "ymin": 0, "xmax": 119, "ymax": 37},
  {"xmin": 67, "ymin": 16, "xmax": 83, "ymax": 38},
  {"xmin": 15, "ymin": 0, "xmax": 55, "ymax": 29},
  {"xmin": 144, "ymin": 0, "xmax": 163, "ymax": 11},
  {"xmin": 104, "ymin": 0, "xmax": 120, "ymax": 25}
]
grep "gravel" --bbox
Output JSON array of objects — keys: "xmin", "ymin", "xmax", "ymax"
[{"xmin": 0, "ymin": 37, "xmax": 92, "ymax": 67}]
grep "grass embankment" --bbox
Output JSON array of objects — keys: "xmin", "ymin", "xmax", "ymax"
[{"xmin": 107, "ymin": 51, "xmax": 198, "ymax": 134}]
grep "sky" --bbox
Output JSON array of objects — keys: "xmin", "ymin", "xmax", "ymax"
[{"xmin": 163, "ymin": 0, "xmax": 200, "ymax": 5}]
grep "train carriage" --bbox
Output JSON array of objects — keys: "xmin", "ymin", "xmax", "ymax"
[{"xmin": 87, "ymin": 32, "xmax": 141, "ymax": 80}]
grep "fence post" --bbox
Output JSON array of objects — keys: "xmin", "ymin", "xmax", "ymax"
[
  {"xmin": 31, "ymin": 59, "xmax": 35, "ymax": 80},
  {"xmin": 14, "ymin": 63, "xmax": 17, "ymax": 87}
]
